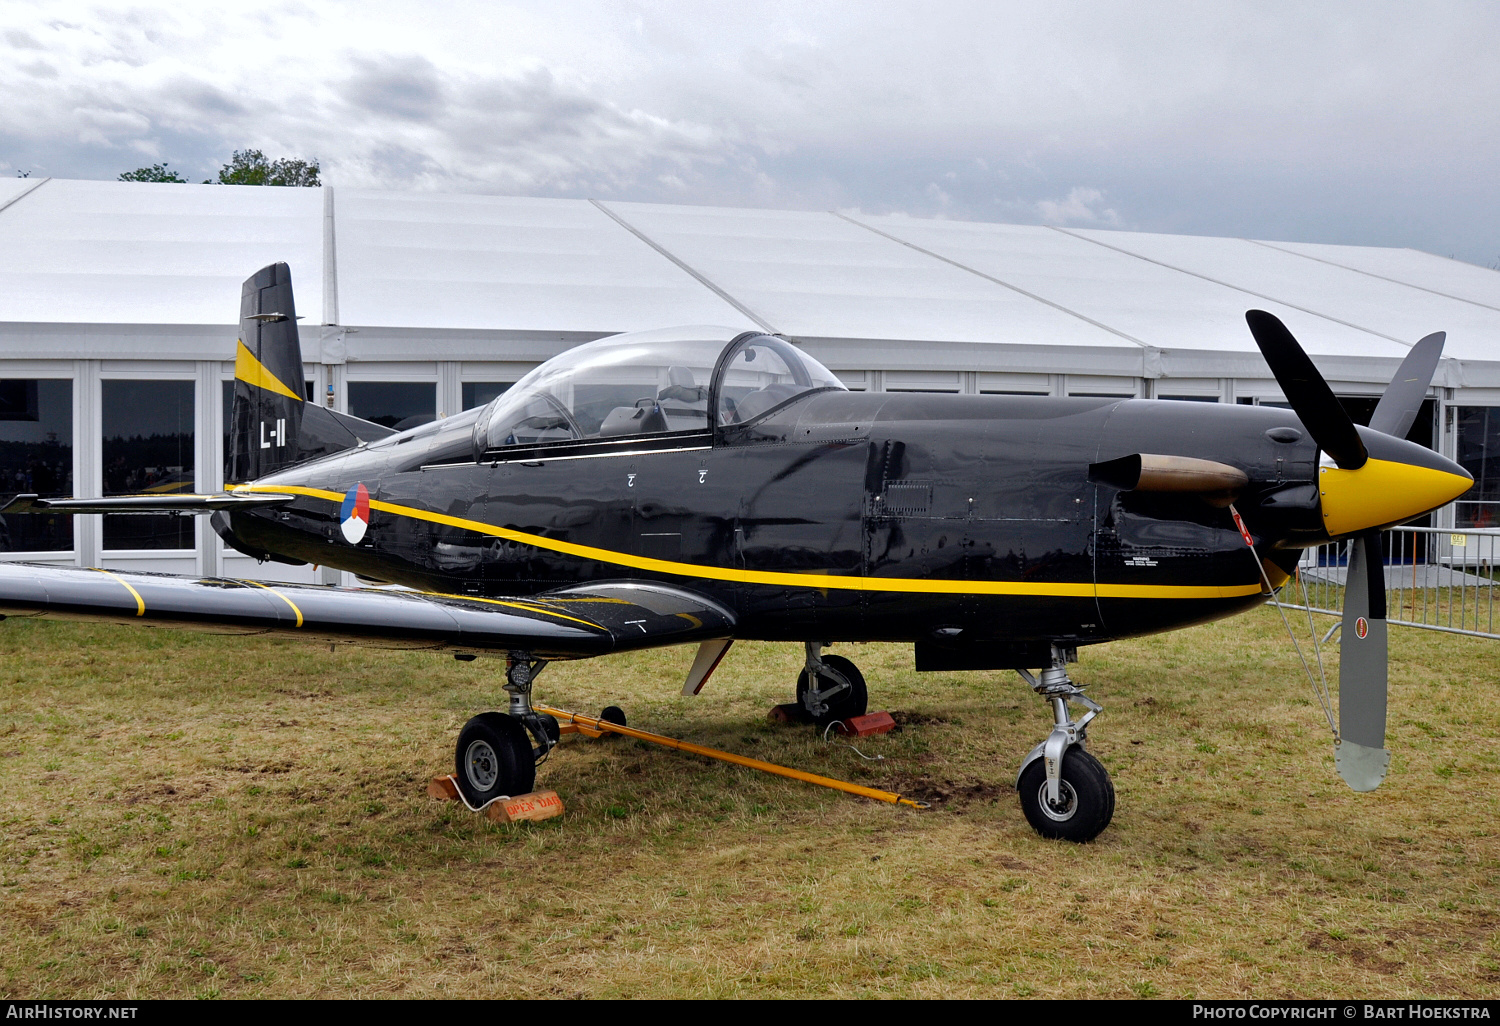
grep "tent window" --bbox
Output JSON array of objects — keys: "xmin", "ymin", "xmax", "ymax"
[
  {"xmin": 348, "ymin": 382, "xmax": 436, "ymax": 431},
  {"xmin": 102, "ymin": 379, "xmax": 194, "ymax": 550},
  {"xmin": 462, "ymin": 382, "xmax": 512, "ymax": 411},
  {"xmin": 0, "ymin": 379, "xmax": 72, "ymax": 553}
]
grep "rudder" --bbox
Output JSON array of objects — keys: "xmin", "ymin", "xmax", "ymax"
[{"xmin": 227, "ymin": 263, "xmax": 306, "ymax": 483}]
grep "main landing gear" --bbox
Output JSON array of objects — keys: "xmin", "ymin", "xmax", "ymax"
[
  {"xmin": 1014, "ymin": 646, "xmax": 1114, "ymax": 843},
  {"xmin": 796, "ymin": 642, "xmax": 868, "ymax": 727},
  {"xmin": 452, "ymin": 644, "xmax": 1114, "ymax": 841},
  {"xmin": 455, "ymin": 651, "xmax": 561, "ymax": 807}
]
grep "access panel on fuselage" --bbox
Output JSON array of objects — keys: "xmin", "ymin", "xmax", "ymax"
[
  {"xmin": 1089, "ymin": 400, "xmax": 1312, "ymax": 638},
  {"xmin": 729, "ymin": 438, "xmax": 870, "ymax": 639},
  {"xmin": 625, "ymin": 445, "xmax": 733, "ymax": 566},
  {"xmin": 373, "ymin": 459, "xmax": 495, "ymax": 590},
  {"xmin": 467, "ymin": 456, "xmax": 635, "ymax": 594},
  {"xmin": 862, "ymin": 396, "xmax": 1113, "ymax": 645}
]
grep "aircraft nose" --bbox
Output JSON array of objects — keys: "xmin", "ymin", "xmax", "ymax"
[{"xmin": 1317, "ymin": 433, "xmax": 1472, "ymax": 537}]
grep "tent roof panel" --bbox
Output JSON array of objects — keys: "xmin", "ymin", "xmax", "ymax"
[
  {"xmin": 334, "ymin": 190, "xmax": 750, "ymax": 331},
  {"xmin": 604, "ymin": 201, "xmax": 1142, "ymax": 349},
  {"xmin": 1068, "ymin": 228, "xmax": 1500, "ymax": 362},
  {"xmin": 1255, "ymin": 239, "xmax": 1500, "ymax": 311},
  {"xmin": 0, "ymin": 178, "xmax": 39, "ymax": 208},
  {"xmin": 0, "ymin": 179, "xmax": 322, "ymax": 324},
  {"xmin": 0, "ymin": 180, "xmax": 1493, "ymax": 382},
  {"xmin": 854, "ymin": 216, "xmax": 1409, "ymax": 361}
]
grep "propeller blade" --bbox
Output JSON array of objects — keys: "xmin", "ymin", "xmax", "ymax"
[
  {"xmin": 1245, "ymin": 310, "xmax": 1368, "ymax": 470},
  {"xmin": 1369, "ymin": 331, "xmax": 1445, "ymax": 438},
  {"xmin": 1336, "ymin": 530, "xmax": 1390, "ymax": 791}
]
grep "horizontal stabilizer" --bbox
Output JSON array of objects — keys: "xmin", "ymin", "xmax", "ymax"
[{"xmin": 0, "ymin": 492, "xmax": 294, "ymax": 516}]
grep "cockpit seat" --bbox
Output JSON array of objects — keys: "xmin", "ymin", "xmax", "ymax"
[
  {"xmin": 598, "ymin": 403, "xmax": 670, "ymax": 437},
  {"xmin": 731, "ymin": 383, "xmax": 803, "ymax": 423},
  {"xmin": 658, "ymin": 366, "xmax": 707, "ymax": 404}
]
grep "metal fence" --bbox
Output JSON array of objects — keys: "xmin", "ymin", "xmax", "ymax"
[{"xmin": 1284, "ymin": 525, "xmax": 1500, "ymax": 640}]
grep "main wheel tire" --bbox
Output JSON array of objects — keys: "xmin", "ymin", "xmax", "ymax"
[
  {"xmin": 796, "ymin": 654, "xmax": 868, "ymax": 727},
  {"xmin": 454, "ymin": 712, "xmax": 536, "ymax": 807},
  {"xmin": 1017, "ymin": 747, "xmax": 1115, "ymax": 843}
]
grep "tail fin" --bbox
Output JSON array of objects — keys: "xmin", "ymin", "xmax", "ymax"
[
  {"xmin": 227, "ymin": 263, "xmax": 306, "ymax": 483},
  {"xmin": 226, "ymin": 264, "xmax": 396, "ymax": 484}
]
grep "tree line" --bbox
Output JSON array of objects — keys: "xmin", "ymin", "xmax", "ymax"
[{"xmin": 119, "ymin": 149, "xmax": 319, "ymax": 186}]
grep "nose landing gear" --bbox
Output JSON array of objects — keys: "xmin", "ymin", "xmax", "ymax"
[{"xmin": 1014, "ymin": 647, "xmax": 1115, "ymax": 842}]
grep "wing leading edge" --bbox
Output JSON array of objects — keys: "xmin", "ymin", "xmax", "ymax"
[
  {"xmin": 0, "ymin": 563, "xmax": 735, "ymax": 660},
  {"xmin": 0, "ymin": 493, "xmax": 293, "ymax": 515}
]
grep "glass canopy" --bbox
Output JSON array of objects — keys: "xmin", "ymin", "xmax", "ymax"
[{"xmin": 475, "ymin": 328, "xmax": 844, "ymax": 452}]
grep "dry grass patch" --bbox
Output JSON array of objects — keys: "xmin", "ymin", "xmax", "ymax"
[{"xmin": 0, "ymin": 609, "xmax": 1497, "ymax": 998}]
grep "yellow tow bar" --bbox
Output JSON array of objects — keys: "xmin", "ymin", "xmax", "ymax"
[{"xmin": 535, "ymin": 705, "xmax": 929, "ymax": 810}]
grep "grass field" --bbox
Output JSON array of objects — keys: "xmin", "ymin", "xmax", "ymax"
[{"xmin": 1, "ymin": 608, "xmax": 1498, "ymax": 999}]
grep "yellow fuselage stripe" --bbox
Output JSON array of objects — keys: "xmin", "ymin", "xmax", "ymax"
[
  {"xmin": 247, "ymin": 580, "xmax": 304, "ymax": 627},
  {"xmin": 235, "ymin": 483, "xmax": 1263, "ymax": 601},
  {"xmin": 93, "ymin": 568, "xmax": 145, "ymax": 615}
]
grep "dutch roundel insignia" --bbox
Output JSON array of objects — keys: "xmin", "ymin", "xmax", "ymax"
[
  {"xmin": 1355, "ymin": 616, "xmax": 1369, "ymax": 640},
  {"xmin": 340, "ymin": 483, "xmax": 370, "ymax": 544}
]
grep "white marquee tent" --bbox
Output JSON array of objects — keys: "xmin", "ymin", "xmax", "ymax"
[{"xmin": 1, "ymin": 177, "xmax": 1497, "ymax": 581}]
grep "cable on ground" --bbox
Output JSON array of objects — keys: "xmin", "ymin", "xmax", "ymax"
[
  {"xmin": 1229, "ymin": 504, "xmax": 1339, "ymax": 742},
  {"xmin": 821, "ymin": 720, "xmax": 887, "ymax": 761}
]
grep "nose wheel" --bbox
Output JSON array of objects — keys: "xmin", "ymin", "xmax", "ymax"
[
  {"xmin": 1016, "ymin": 746, "xmax": 1114, "ymax": 842},
  {"xmin": 1014, "ymin": 647, "xmax": 1115, "ymax": 842}
]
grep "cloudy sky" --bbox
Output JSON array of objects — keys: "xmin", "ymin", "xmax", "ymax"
[{"xmin": 2, "ymin": 1, "xmax": 1497, "ymax": 265}]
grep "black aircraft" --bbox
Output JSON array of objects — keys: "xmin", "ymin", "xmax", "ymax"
[{"xmin": 0, "ymin": 264, "xmax": 1473, "ymax": 841}]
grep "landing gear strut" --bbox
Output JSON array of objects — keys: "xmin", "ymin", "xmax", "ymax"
[
  {"xmin": 1014, "ymin": 646, "xmax": 1115, "ymax": 842},
  {"xmin": 797, "ymin": 642, "xmax": 868, "ymax": 727},
  {"xmin": 453, "ymin": 650, "xmax": 558, "ymax": 807}
]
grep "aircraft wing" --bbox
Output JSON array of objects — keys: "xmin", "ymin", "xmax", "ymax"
[
  {"xmin": 0, "ymin": 493, "xmax": 293, "ymax": 515},
  {"xmin": 0, "ymin": 563, "xmax": 735, "ymax": 661}
]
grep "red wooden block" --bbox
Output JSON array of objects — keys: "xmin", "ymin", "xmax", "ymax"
[
  {"xmin": 485, "ymin": 790, "xmax": 565, "ymax": 824},
  {"xmin": 836, "ymin": 711, "xmax": 897, "ymax": 737},
  {"xmin": 427, "ymin": 774, "xmax": 460, "ymax": 801}
]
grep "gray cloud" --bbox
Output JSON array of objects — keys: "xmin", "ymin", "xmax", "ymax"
[
  {"xmin": 0, "ymin": 1, "xmax": 1496, "ymax": 266},
  {"xmin": 341, "ymin": 54, "xmax": 446, "ymax": 122},
  {"xmin": 4, "ymin": 28, "xmax": 43, "ymax": 49}
]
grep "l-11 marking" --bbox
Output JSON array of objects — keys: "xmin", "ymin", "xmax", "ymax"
[{"xmin": 260, "ymin": 418, "xmax": 287, "ymax": 449}]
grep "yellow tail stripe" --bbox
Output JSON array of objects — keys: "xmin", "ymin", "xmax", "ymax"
[
  {"xmin": 93, "ymin": 569, "xmax": 145, "ymax": 615},
  {"xmin": 234, "ymin": 483, "xmax": 1264, "ymax": 601},
  {"xmin": 247, "ymin": 580, "xmax": 304, "ymax": 627},
  {"xmin": 234, "ymin": 340, "xmax": 304, "ymax": 402}
]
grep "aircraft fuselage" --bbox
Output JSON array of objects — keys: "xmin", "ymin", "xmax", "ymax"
[{"xmin": 225, "ymin": 389, "xmax": 1343, "ymax": 666}]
